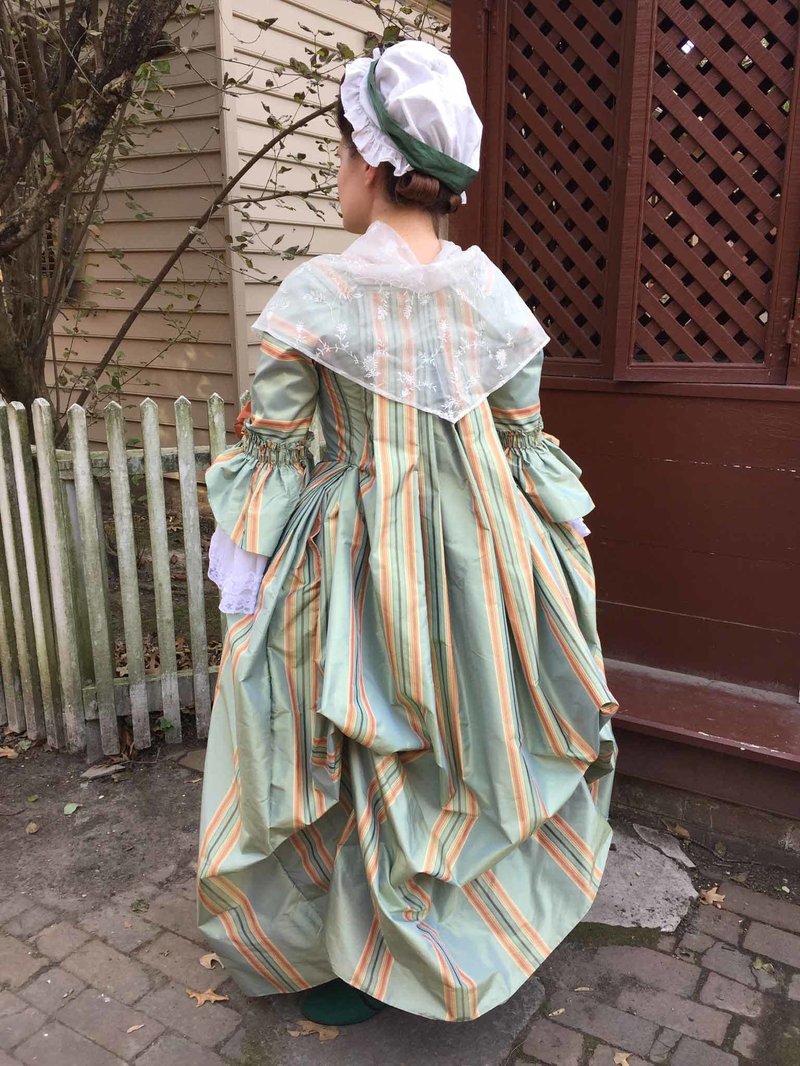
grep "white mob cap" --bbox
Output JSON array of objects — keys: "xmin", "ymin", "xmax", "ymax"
[{"xmin": 340, "ymin": 40, "xmax": 483, "ymax": 202}]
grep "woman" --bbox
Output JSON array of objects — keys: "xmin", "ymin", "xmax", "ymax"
[{"xmin": 199, "ymin": 40, "xmax": 617, "ymax": 1026}]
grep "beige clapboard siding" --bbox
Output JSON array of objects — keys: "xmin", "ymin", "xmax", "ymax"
[
  {"xmin": 57, "ymin": 308, "xmax": 234, "ymax": 346},
  {"xmin": 226, "ymin": 0, "xmax": 450, "ymax": 393},
  {"xmin": 83, "ymin": 250, "xmax": 228, "ymax": 284},
  {"xmin": 76, "ymin": 282, "xmax": 232, "ymax": 315},
  {"xmin": 51, "ymin": 5, "xmax": 232, "ymax": 442}
]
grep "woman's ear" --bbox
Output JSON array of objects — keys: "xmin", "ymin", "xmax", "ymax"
[{"xmin": 363, "ymin": 163, "xmax": 381, "ymax": 188}]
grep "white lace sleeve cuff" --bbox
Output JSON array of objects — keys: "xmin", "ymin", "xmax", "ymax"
[
  {"xmin": 208, "ymin": 527, "xmax": 268, "ymax": 615},
  {"xmin": 567, "ymin": 517, "xmax": 591, "ymax": 537}
]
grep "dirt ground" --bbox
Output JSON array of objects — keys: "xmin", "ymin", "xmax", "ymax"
[
  {"xmin": 3, "ymin": 737, "xmax": 799, "ymax": 909},
  {"xmin": 0, "ymin": 737, "xmax": 202, "ymax": 904}
]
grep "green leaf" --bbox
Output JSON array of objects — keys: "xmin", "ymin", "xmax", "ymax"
[
  {"xmin": 63, "ymin": 802, "xmax": 80, "ymax": 816},
  {"xmin": 27, "ymin": 794, "xmax": 39, "ymax": 803},
  {"xmin": 337, "ymin": 42, "xmax": 355, "ymax": 61}
]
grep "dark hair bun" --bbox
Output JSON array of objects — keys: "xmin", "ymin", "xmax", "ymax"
[
  {"xmin": 393, "ymin": 171, "xmax": 461, "ymax": 216},
  {"xmin": 336, "ymin": 95, "xmax": 460, "ymax": 219}
]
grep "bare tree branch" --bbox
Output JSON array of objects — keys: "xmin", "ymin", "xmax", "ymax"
[
  {"xmin": 223, "ymin": 183, "xmax": 336, "ymax": 207},
  {"xmin": 57, "ymin": 101, "xmax": 336, "ymax": 437},
  {"xmin": 22, "ymin": 12, "xmax": 68, "ymax": 171}
]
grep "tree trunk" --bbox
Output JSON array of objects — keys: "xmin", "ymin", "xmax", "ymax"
[{"xmin": 0, "ymin": 337, "xmax": 48, "ymax": 408}]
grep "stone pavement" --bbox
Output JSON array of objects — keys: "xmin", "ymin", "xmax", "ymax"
[
  {"xmin": 2, "ymin": 747, "xmax": 800, "ymax": 1066},
  {"xmin": 1, "ymin": 870, "xmax": 799, "ymax": 1064}
]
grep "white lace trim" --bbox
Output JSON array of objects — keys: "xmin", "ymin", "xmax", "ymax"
[
  {"xmin": 341, "ymin": 56, "xmax": 412, "ymax": 179},
  {"xmin": 208, "ymin": 527, "xmax": 267, "ymax": 616},
  {"xmin": 567, "ymin": 517, "xmax": 591, "ymax": 538},
  {"xmin": 253, "ymin": 222, "xmax": 550, "ymax": 424}
]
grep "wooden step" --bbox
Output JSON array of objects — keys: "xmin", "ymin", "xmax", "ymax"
[{"xmin": 605, "ymin": 660, "xmax": 800, "ymax": 819}]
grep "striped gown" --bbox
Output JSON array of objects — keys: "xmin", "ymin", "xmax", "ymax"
[{"xmin": 198, "ymin": 330, "xmax": 617, "ymax": 1022}]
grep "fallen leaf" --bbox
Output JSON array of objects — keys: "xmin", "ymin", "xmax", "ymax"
[
  {"xmin": 287, "ymin": 1018, "xmax": 338, "ymax": 1041},
  {"xmin": 16, "ymin": 738, "xmax": 32, "ymax": 752},
  {"xmin": 574, "ymin": 986, "xmax": 593, "ymax": 992},
  {"xmin": 27, "ymin": 794, "xmax": 39, "ymax": 803},
  {"xmin": 130, "ymin": 899, "xmax": 149, "ymax": 913},
  {"xmin": 548, "ymin": 1008, "xmax": 565, "ymax": 1017},
  {"xmin": 185, "ymin": 987, "xmax": 230, "ymax": 1008},
  {"xmin": 63, "ymin": 802, "xmax": 81, "ymax": 816},
  {"xmin": 126, "ymin": 1024, "xmax": 145, "ymax": 1033},
  {"xmin": 25, "ymin": 822, "xmax": 39, "ymax": 835},
  {"xmin": 699, "ymin": 885, "xmax": 725, "ymax": 909},
  {"xmin": 0, "ymin": 747, "xmax": 19, "ymax": 759},
  {"xmin": 199, "ymin": 952, "xmax": 224, "ymax": 970},
  {"xmin": 752, "ymin": 958, "xmax": 775, "ymax": 974},
  {"xmin": 123, "ymin": 919, "xmax": 133, "ymax": 929},
  {"xmin": 665, "ymin": 822, "xmax": 691, "ymax": 841},
  {"xmin": 190, "ymin": 777, "xmax": 202, "ymax": 784},
  {"xmin": 614, "ymin": 1054, "xmax": 631, "ymax": 1066}
]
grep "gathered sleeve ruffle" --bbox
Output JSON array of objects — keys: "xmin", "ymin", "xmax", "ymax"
[
  {"xmin": 490, "ymin": 359, "xmax": 594, "ymax": 525},
  {"xmin": 205, "ymin": 335, "xmax": 319, "ymax": 559}
]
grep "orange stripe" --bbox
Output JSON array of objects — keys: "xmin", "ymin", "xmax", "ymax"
[
  {"xmin": 482, "ymin": 870, "xmax": 552, "ymax": 957},
  {"xmin": 200, "ymin": 877, "xmax": 310, "ymax": 991},
  {"xmin": 493, "ymin": 401, "xmax": 542, "ymax": 420},
  {"xmin": 463, "ymin": 883, "xmax": 535, "ymax": 976},
  {"xmin": 550, "ymin": 814, "xmax": 596, "ymax": 866},
  {"xmin": 536, "ymin": 830, "xmax": 596, "ymax": 902},
  {"xmin": 458, "ymin": 417, "xmax": 534, "ymax": 838},
  {"xmin": 198, "ymin": 750, "xmax": 241, "ymax": 856},
  {"xmin": 374, "ymin": 950, "xmax": 394, "ymax": 1000},
  {"xmin": 249, "ymin": 415, "xmax": 312, "ymax": 431},
  {"xmin": 417, "ymin": 920, "xmax": 479, "ymax": 1021},
  {"xmin": 350, "ymin": 916, "xmax": 381, "ymax": 987},
  {"xmin": 320, "ymin": 368, "xmax": 347, "ymax": 463},
  {"xmin": 287, "ymin": 834, "xmax": 328, "ymax": 891},
  {"xmin": 306, "ymin": 822, "xmax": 334, "ymax": 872},
  {"xmin": 259, "ymin": 339, "xmax": 307, "ymax": 362}
]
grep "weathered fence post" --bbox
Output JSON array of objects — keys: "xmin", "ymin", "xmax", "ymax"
[
  {"xmin": 31, "ymin": 400, "xmax": 86, "ymax": 753},
  {"xmin": 105, "ymin": 402, "xmax": 150, "ymax": 750},
  {"xmin": 68, "ymin": 404, "xmax": 120, "ymax": 756},
  {"xmin": 206, "ymin": 393, "xmax": 227, "ymax": 647},
  {"xmin": 8, "ymin": 402, "xmax": 64, "ymax": 749},
  {"xmin": 0, "ymin": 402, "xmax": 43, "ymax": 738},
  {"xmin": 0, "ymin": 396, "xmax": 226, "ymax": 754},
  {"xmin": 141, "ymin": 398, "xmax": 181, "ymax": 741},
  {"xmin": 0, "ymin": 484, "xmax": 23, "ymax": 733},
  {"xmin": 175, "ymin": 397, "xmax": 212, "ymax": 737}
]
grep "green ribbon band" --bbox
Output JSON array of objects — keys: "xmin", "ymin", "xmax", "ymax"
[{"xmin": 366, "ymin": 59, "xmax": 478, "ymax": 196}]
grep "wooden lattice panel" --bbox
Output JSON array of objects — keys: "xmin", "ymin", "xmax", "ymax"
[
  {"xmin": 634, "ymin": 0, "xmax": 798, "ymax": 377},
  {"xmin": 502, "ymin": 0, "xmax": 624, "ymax": 371}
]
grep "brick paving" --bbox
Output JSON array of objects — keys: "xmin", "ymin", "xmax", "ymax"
[
  {"xmin": 1, "ymin": 861, "xmax": 799, "ymax": 1064},
  {"xmin": 518, "ymin": 880, "xmax": 800, "ymax": 1066}
]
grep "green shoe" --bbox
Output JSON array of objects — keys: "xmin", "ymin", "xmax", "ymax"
[{"xmin": 301, "ymin": 978, "xmax": 385, "ymax": 1026}]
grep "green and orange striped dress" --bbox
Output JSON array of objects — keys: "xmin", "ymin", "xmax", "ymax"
[{"xmin": 198, "ymin": 293, "xmax": 617, "ymax": 1022}]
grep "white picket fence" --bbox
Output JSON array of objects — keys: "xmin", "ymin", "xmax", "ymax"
[{"xmin": 0, "ymin": 395, "xmax": 229, "ymax": 756}]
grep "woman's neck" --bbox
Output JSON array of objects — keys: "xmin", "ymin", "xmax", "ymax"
[{"xmin": 368, "ymin": 204, "xmax": 442, "ymax": 264}]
